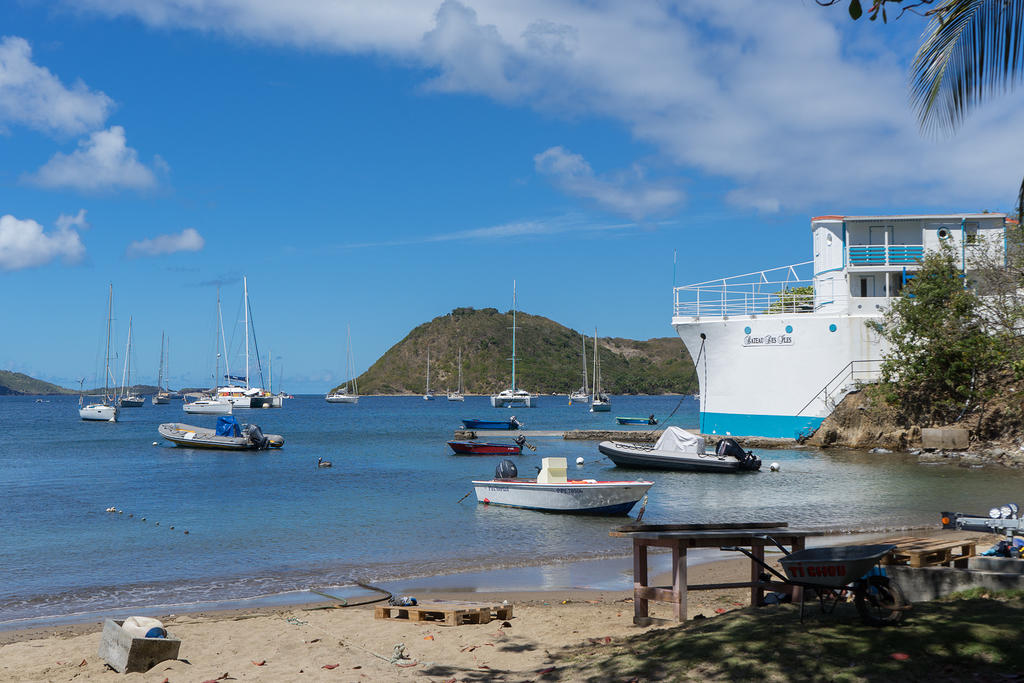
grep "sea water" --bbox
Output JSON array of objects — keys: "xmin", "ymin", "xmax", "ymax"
[{"xmin": 2, "ymin": 394, "xmax": 1023, "ymax": 626}]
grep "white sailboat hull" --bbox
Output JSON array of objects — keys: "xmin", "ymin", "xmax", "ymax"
[
  {"xmin": 80, "ymin": 404, "xmax": 118, "ymax": 421},
  {"xmin": 472, "ymin": 479, "xmax": 651, "ymax": 515},
  {"xmin": 447, "ymin": 393, "xmax": 465, "ymax": 402},
  {"xmin": 183, "ymin": 399, "xmax": 233, "ymax": 415},
  {"xmin": 326, "ymin": 393, "xmax": 358, "ymax": 404},
  {"xmin": 490, "ymin": 390, "xmax": 536, "ymax": 408}
]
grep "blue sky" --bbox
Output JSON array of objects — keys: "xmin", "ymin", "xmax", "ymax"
[{"xmin": 2, "ymin": 1, "xmax": 1022, "ymax": 393}]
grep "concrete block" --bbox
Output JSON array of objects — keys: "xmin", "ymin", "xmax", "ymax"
[
  {"xmin": 888, "ymin": 565, "xmax": 1024, "ymax": 603},
  {"xmin": 921, "ymin": 428, "xmax": 969, "ymax": 450},
  {"xmin": 97, "ymin": 619, "xmax": 181, "ymax": 673}
]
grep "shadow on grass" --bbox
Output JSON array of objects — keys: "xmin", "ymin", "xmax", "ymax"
[{"xmin": 557, "ymin": 594, "xmax": 1024, "ymax": 682}]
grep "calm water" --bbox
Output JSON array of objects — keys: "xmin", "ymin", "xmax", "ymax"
[{"xmin": 2, "ymin": 394, "xmax": 1023, "ymax": 626}]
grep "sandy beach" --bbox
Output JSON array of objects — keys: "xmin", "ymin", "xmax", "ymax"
[{"xmin": 0, "ymin": 557, "xmax": 759, "ymax": 682}]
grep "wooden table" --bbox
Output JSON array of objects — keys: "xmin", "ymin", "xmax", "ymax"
[{"xmin": 610, "ymin": 523, "xmax": 815, "ymax": 624}]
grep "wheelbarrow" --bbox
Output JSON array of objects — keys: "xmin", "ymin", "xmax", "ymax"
[{"xmin": 723, "ymin": 539, "xmax": 910, "ymax": 626}]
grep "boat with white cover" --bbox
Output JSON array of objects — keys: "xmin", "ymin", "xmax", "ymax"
[
  {"xmin": 599, "ymin": 427, "xmax": 761, "ymax": 473},
  {"xmin": 158, "ymin": 417, "xmax": 283, "ymax": 450},
  {"xmin": 472, "ymin": 457, "xmax": 651, "ymax": 515}
]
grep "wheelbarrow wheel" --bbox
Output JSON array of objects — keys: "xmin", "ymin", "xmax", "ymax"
[{"xmin": 854, "ymin": 576, "xmax": 907, "ymax": 626}]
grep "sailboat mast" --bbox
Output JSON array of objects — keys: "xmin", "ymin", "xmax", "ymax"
[
  {"xmin": 426, "ymin": 349, "xmax": 431, "ymax": 393},
  {"xmin": 511, "ymin": 281, "xmax": 517, "ymax": 392},
  {"xmin": 157, "ymin": 331, "xmax": 165, "ymax": 391},
  {"xmin": 458, "ymin": 347, "xmax": 463, "ymax": 394},
  {"xmin": 104, "ymin": 284, "xmax": 113, "ymax": 401},
  {"xmin": 592, "ymin": 328, "xmax": 598, "ymax": 402},
  {"xmin": 581, "ymin": 333, "xmax": 588, "ymax": 394},
  {"xmin": 218, "ymin": 288, "xmax": 230, "ymax": 384},
  {"xmin": 120, "ymin": 316, "xmax": 133, "ymax": 397},
  {"xmin": 244, "ymin": 276, "xmax": 250, "ymax": 389}
]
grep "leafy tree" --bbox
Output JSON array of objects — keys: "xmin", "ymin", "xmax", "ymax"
[
  {"xmin": 871, "ymin": 244, "xmax": 1001, "ymax": 424},
  {"xmin": 766, "ymin": 285, "xmax": 814, "ymax": 314}
]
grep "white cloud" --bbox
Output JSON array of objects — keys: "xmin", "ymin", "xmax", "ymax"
[
  {"xmin": 126, "ymin": 228, "xmax": 205, "ymax": 257},
  {"xmin": 25, "ymin": 126, "xmax": 161, "ymax": 192},
  {"xmin": 0, "ymin": 212, "xmax": 87, "ymax": 270},
  {"xmin": 0, "ymin": 36, "xmax": 113, "ymax": 136},
  {"xmin": 534, "ymin": 146, "xmax": 685, "ymax": 219},
  {"xmin": 64, "ymin": 0, "xmax": 1024, "ymax": 212}
]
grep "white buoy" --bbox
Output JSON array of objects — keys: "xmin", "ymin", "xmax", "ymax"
[
  {"xmin": 769, "ymin": 462, "xmax": 780, "ymax": 472},
  {"xmin": 152, "ymin": 441, "xmax": 159, "ymax": 446},
  {"xmin": 576, "ymin": 457, "xmax": 585, "ymax": 465}
]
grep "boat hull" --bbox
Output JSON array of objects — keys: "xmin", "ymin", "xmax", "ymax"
[
  {"xmin": 325, "ymin": 394, "xmax": 358, "ymax": 404},
  {"xmin": 119, "ymin": 397, "xmax": 145, "ymax": 408},
  {"xmin": 490, "ymin": 393, "xmax": 536, "ymax": 408},
  {"xmin": 152, "ymin": 394, "xmax": 170, "ymax": 405},
  {"xmin": 448, "ymin": 441, "xmax": 522, "ymax": 455},
  {"xmin": 598, "ymin": 441, "xmax": 759, "ymax": 473},
  {"xmin": 158, "ymin": 422, "xmax": 284, "ymax": 450},
  {"xmin": 80, "ymin": 404, "xmax": 118, "ymax": 422},
  {"xmin": 461, "ymin": 419, "xmax": 520, "ymax": 430},
  {"xmin": 590, "ymin": 401, "xmax": 611, "ymax": 412},
  {"xmin": 446, "ymin": 393, "xmax": 465, "ymax": 402},
  {"xmin": 183, "ymin": 400, "xmax": 233, "ymax": 415},
  {"xmin": 616, "ymin": 417, "xmax": 656, "ymax": 425},
  {"xmin": 472, "ymin": 479, "xmax": 651, "ymax": 515}
]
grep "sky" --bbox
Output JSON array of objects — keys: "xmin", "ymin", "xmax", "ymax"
[{"xmin": 2, "ymin": 0, "xmax": 1023, "ymax": 393}]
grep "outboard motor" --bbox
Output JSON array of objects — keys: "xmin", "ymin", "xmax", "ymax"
[
  {"xmin": 244, "ymin": 423, "xmax": 271, "ymax": 450},
  {"xmin": 716, "ymin": 437, "xmax": 762, "ymax": 471},
  {"xmin": 509, "ymin": 415, "xmax": 520, "ymax": 429},
  {"xmin": 495, "ymin": 459, "xmax": 518, "ymax": 479}
]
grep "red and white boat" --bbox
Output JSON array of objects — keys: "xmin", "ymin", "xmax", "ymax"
[
  {"xmin": 473, "ymin": 457, "xmax": 652, "ymax": 515},
  {"xmin": 448, "ymin": 438, "xmax": 527, "ymax": 456}
]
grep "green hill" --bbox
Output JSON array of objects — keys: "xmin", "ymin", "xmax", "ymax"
[
  {"xmin": 0, "ymin": 370, "xmax": 76, "ymax": 396},
  {"xmin": 336, "ymin": 307, "xmax": 697, "ymax": 395}
]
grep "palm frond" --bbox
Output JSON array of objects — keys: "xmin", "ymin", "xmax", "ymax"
[{"xmin": 912, "ymin": 0, "xmax": 1024, "ymax": 133}]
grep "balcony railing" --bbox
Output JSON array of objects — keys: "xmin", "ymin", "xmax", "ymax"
[
  {"xmin": 848, "ymin": 244, "xmax": 923, "ymax": 266},
  {"xmin": 673, "ymin": 262, "xmax": 816, "ymax": 317}
]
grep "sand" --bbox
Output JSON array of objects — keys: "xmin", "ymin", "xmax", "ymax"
[{"xmin": 0, "ymin": 558, "xmax": 755, "ymax": 682}]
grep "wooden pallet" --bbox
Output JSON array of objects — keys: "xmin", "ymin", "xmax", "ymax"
[
  {"xmin": 374, "ymin": 601, "xmax": 513, "ymax": 626},
  {"xmin": 880, "ymin": 536, "xmax": 976, "ymax": 568}
]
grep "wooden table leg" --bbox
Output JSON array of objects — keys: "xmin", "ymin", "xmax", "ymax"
[
  {"xmin": 750, "ymin": 541, "xmax": 764, "ymax": 607},
  {"xmin": 790, "ymin": 537, "xmax": 804, "ymax": 603},
  {"xmin": 673, "ymin": 541, "xmax": 687, "ymax": 622},
  {"xmin": 633, "ymin": 538, "xmax": 648, "ymax": 623}
]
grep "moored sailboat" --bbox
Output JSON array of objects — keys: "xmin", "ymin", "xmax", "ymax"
[
  {"xmin": 490, "ymin": 281, "xmax": 536, "ymax": 408},
  {"xmin": 423, "ymin": 349, "xmax": 435, "ymax": 400},
  {"xmin": 569, "ymin": 332, "xmax": 590, "ymax": 403},
  {"xmin": 326, "ymin": 325, "xmax": 359, "ymax": 404},
  {"xmin": 79, "ymin": 285, "xmax": 120, "ymax": 422},
  {"xmin": 447, "ymin": 347, "xmax": 465, "ymax": 401},
  {"xmin": 590, "ymin": 328, "xmax": 611, "ymax": 412},
  {"xmin": 118, "ymin": 316, "xmax": 145, "ymax": 408}
]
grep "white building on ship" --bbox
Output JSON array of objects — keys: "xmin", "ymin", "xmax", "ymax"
[{"xmin": 671, "ymin": 213, "xmax": 1008, "ymax": 439}]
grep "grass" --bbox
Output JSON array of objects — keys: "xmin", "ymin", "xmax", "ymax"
[{"xmin": 554, "ymin": 591, "xmax": 1024, "ymax": 682}]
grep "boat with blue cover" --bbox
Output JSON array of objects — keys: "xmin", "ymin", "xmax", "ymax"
[
  {"xmin": 158, "ymin": 416, "xmax": 283, "ymax": 450},
  {"xmin": 462, "ymin": 417, "xmax": 522, "ymax": 430}
]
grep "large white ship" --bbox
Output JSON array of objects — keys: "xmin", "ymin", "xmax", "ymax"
[{"xmin": 672, "ymin": 213, "xmax": 1007, "ymax": 439}]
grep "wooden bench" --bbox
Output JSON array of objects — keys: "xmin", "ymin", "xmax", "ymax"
[
  {"xmin": 374, "ymin": 600, "xmax": 512, "ymax": 626},
  {"xmin": 880, "ymin": 536, "xmax": 976, "ymax": 568}
]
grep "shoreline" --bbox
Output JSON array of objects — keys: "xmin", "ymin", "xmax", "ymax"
[{"xmin": 0, "ymin": 526, "xmax": 950, "ymax": 641}]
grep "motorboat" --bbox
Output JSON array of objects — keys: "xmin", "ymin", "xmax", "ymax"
[
  {"xmin": 448, "ymin": 436, "xmax": 530, "ymax": 455},
  {"xmin": 472, "ymin": 457, "xmax": 652, "ymax": 515},
  {"xmin": 598, "ymin": 427, "xmax": 761, "ymax": 473},
  {"xmin": 489, "ymin": 281, "xmax": 537, "ymax": 408},
  {"xmin": 183, "ymin": 397, "xmax": 232, "ymax": 415},
  {"xmin": 158, "ymin": 417, "xmax": 283, "ymax": 450},
  {"xmin": 462, "ymin": 417, "xmax": 522, "ymax": 430},
  {"xmin": 616, "ymin": 415, "xmax": 658, "ymax": 425}
]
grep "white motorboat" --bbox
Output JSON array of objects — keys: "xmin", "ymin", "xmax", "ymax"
[
  {"xmin": 598, "ymin": 427, "xmax": 762, "ymax": 473},
  {"xmin": 183, "ymin": 397, "xmax": 233, "ymax": 415},
  {"xmin": 447, "ymin": 347, "xmax": 465, "ymax": 401},
  {"xmin": 79, "ymin": 285, "xmax": 120, "ymax": 422},
  {"xmin": 327, "ymin": 325, "xmax": 359, "ymax": 404},
  {"xmin": 473, "ymin": 457, "xmax": 651, "ymax": 515},
  {"xmin": 589, "ymin": 329, "xmax": 611, "ymax": 412},
  {"xmin": 490, "ymin": 281, "xmax": 536, "ymax": 408}
]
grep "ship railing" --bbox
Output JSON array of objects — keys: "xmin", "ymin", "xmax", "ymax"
[
  {"xmin": 847, "ymin": 244, "xmax": 924, "ymax": 266},
  {"xmin": 673, "ymin": 261, "xmax": 816, "ymax": 317},
  {"xmin": 796, "ymin": 359, "xmax": 883, "ymax": 417}
]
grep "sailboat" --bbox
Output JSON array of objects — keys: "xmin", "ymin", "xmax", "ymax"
[
  {"xmin": 423, "ymin": 349, "xmax": 435, "ymax": 400},
  {"xmin": 152, "ymin": 332, "xmax": 170, "ymax": 404},
  {"xmin": 590, "ymin": 328, "xmax": 611, "ymax": 412},
  {"xmin": 215, "ymin": 277, "xmax": 278, "ymax": 409},
  {"xmin": 447, "ymin": 348, "xmax": 466, "ymax": 401},
  {"xmin": 490, "ymin": 281, "xmax": 536, "ymax": 408},
  {"xmin": 569, "ymin": 332, "xmax": 590, "ymax": 403},
  {"xmin": 118, "ymin": 316, "xmax": 145, "ymax": 407},
  {"xmin": 326, "ymin": 325, "xmax": 359, "ymax": 404},
  {"xmin": 184, "ymin": 288, "xmax": 232, "ymax": 415},
  {"xmin": 79, "ymin": 285, "xmax": 120, "ymax": 422}
]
